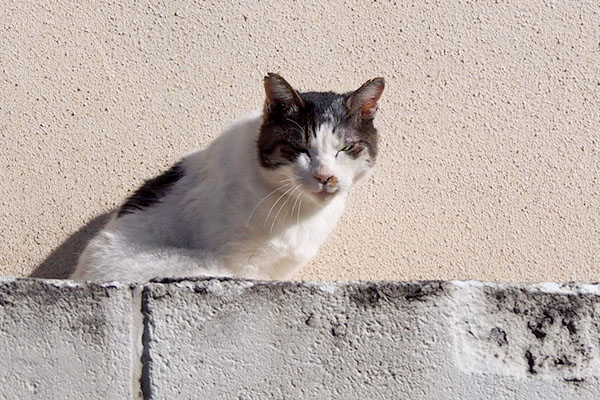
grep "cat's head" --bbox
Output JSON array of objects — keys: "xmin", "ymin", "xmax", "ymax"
[{"xmin": 257, "ymin": 73, "xmax": 384, "ymax": 204}]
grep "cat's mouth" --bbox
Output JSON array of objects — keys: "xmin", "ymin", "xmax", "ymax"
[{"xmin": 309, "ymin": 177, "xmax": 340, "ymax": 201}]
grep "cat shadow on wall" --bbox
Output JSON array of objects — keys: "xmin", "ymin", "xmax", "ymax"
[{"xmin": 30, "ymin": 212, "xmax": 113, "ymax": 279}]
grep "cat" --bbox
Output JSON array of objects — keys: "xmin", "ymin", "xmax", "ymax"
[{"xmin": 70, "ymin": 73, "xmax": 385, "ymax": 282}]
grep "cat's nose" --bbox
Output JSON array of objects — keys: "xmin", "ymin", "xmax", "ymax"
[{"xmin": 313, "ymin": 171, "xmax": 334, "ymax": 184}]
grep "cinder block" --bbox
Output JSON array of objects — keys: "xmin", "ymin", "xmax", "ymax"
[
  {"xmin": 142, "ymin": 279, "xmax": 453, "ymax": 399},
  {"xmin": 0, "ymin": 279, "xmax": 136, "ymax": 400},
  {"xmin": 143, "ymin": 279, "xmax": 600, "ymax": 400}
]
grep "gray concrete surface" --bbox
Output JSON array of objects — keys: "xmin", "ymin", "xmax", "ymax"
[
  {"xmin": 1, "ymin": 278, "xmax": 600, "ymax": 399},
  {"xmin": 144, "ymin": 279, "xmax": 600, "ymax": 399},
  {"xmin": 0, "ymin": 278, "xmax": 136, "ymax": 399}
]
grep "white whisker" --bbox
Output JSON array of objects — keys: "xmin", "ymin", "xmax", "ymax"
[
  {"xmin": 297, "ymin": 197, "xmax": 303, "ymax": 227},
  {"xmin": 281, "ymin": 177, "xmax": 302, "ymax": 186},
  {"xmin": 271, "ymin": 184, "xmax": 301, "ymax": 235},
  {"xmin": 290, "ymin": 187, "xmax": 303, "ymax": 225},
  {"xmin": 264, "ymin": 185, "xmax": 296, "ymax": 228},
  {"xmin": 245, "ymin": 184, "xmax": 289, "ymax": 227},
  {"xmin": 285, "ymin": 118, "xmax": 305, "ymax": 134}
]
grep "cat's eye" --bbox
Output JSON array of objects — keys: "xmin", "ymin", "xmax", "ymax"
[
  {"xmin": 274, "ymin": 142, "xmax": 310, "ymax": 161},
  {"xmin": 336, "ymin": 142, "xmax": 360, "ymax": 157}
]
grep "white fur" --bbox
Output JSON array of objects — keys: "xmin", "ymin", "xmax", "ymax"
[{"xmin": 71, "ymin": 111, "xmax": 373, "ymax": 282}]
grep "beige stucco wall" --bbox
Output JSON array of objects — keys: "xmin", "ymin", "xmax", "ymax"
[{"xmin": 1, "ymin": 0, "xmax": 598, "ymax": 281}]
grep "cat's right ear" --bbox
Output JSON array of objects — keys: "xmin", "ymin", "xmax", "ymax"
[{"xmin": 263, "ymin": 73, "xmax": 304, "ymax": 116}]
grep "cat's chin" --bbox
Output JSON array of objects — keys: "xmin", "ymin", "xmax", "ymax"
[{"xmin": 310, "ymin": 189, "xmax": 339, "ymax": 203}]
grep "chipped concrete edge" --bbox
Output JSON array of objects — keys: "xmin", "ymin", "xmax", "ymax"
[{"xmin": 3, "ymin": 276, "xmax": 597, "ymax": 294}]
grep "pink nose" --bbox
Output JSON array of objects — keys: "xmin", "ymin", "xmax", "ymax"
[{"xmin": 313, "ymin": 172, "xmax": 334, "ymax": 184}]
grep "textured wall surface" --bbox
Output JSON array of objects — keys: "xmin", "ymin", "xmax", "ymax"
[
  {"xmin": 1, "ymin": 1, "xmax": 599, "ymax": 281},
  {"xmin": 1, "ymin": 278, "xmax": 600, "ymax": 399}
]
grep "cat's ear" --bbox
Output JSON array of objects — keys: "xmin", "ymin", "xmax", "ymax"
[
  {"xmin": 346, "ymin": 77, "xmax": 385, "ymax": 120},
  {"xmin": 263, "ymin": 73, "xmax": 304, "ymax": 115}
]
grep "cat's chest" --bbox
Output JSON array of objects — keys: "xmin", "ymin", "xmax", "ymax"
[{"xmin": 226, "ymin": 201, "xmax": 344, "ymax": 279}]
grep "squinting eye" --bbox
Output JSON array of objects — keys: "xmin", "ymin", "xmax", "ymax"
[
  {"xmin": 336, "ymin": 142, "xmax": 364, "ymax": 158},
  {"xmin": 336, "ymin": 143, "xmax": 354, "ymax": 157}
]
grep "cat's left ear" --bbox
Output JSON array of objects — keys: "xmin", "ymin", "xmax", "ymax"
[
  {"xmin": 263, "ymin": 73, "xmax": 305, "ymax": 116},
  {"xmin": 346, "ymin": 77, "xmax": 385, "ymax": 120}
]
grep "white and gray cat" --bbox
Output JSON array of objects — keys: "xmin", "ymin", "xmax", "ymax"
[{"xmin": 71, "ymin": 73, "xmax": 385, "ymax": 281}]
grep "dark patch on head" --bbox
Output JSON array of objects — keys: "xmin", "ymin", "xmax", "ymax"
[
  {"xmin": 258, "ymin": 74, "xmax": 382, "ymax": 169},
  {"xmin": 118, "ymin": 161, "xmax": 184, "ymax": 217},
  {"xmin": 258, "ymin": 91, "xmax": 349, "ymax": 168}
]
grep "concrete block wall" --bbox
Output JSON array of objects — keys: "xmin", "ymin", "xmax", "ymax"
[{"xmin": 1, "ymin": 278, "xmax": 599, "ymax": 399}]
